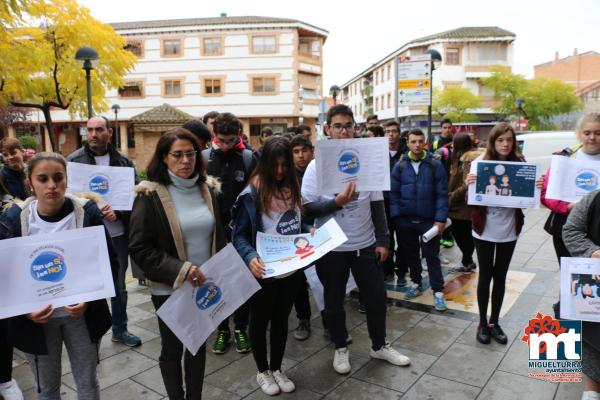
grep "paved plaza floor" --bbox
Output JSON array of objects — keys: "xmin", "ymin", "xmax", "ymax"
[{"xmin": 9, "ymin": 208, "xmax": 586, "ymax": 399}]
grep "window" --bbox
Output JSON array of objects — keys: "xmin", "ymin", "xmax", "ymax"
[
  {"xmin": 375, "ymin": 97, "xmax": 379, "ymax": 111},
  {"xmin": 124, "ymin": 40, "xmax": 143, "ymax": 57},
  {"xmin": 202, "ymin": 37, "xmax": 223, "ymax": 56},
  {"xmin": 203, "ymin": 78, "xmax": 224, "ymax": 96},
  {"xmin": 118, "ymin": 81, "xmax": 144, "ymax": 98},
  {"xmin": 162, "ymin": 79, "xmax": 183, "ymax": 97},
  {"xmin": 387, "ymin": 93, "xmax": 391, "ymax": 109},
  {"xmin": 251, "ymin": 76, "xmax": 278, "ymax": 95},
  {"xmin": 251, "ymin": 35, "xmax": 277, "ymax": 54},
  {"xmin": 445, "ymin": 47, "xmax": 460, "ymax": 65},
  {"xmin": 387, "ymin": 64, "xmax": 391, "ymax": 81},
  {"xmin": 161, "ymin": 39, "xmax": 182, "ymax": 57},
  {"xmin": 299, "ymin": 38, "xmax": 320, "ymax": 58}
]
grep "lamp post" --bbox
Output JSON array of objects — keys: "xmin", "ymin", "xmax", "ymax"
[
  {"xmin": 515, "ymin": 97, "xmax": 526, "ymax": 131},
  {"xmin": 424, "ymin": 49, "xmax": 442, "ymax": 145},
  {"xmin": 329, "ymin": 85, "xmax": 340, "ymax": 105},
  {"xmin": 75, "ymin": 47, "xmax": 99, "ymax": 119},
  {"xmin": 111, "ymin": 104, "xmax": 120, "ymax": 148},
  {"xmin": 298, "ymin": 85, "xmax": 304, "ymax": 125}
]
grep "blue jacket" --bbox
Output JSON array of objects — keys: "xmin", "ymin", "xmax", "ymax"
[
  {"xmin": 0, "ymin": 194, "xmax": 118, "ymax": 355},
  {"xmin": 389, "ymin": 152, "xmax": 448, "ymax": 222}
]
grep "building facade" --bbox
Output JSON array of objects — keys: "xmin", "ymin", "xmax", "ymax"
[
  {"xmin": 12, "ymin": 15, "xmax": 328, "ymax": 168},
  {"xmin": 339, "ymin": 27, "xmax": 515, "ymax": 128}
]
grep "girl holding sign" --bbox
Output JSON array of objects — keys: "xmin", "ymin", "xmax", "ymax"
[
  {"xmin": 0, "ymin": 152, "xmax": 118, "ymax": 400},
  {"xmin": 466, "ymin": 123, "xmax": 544, "ymax": 345},
  {"xmin": 231, "ymin": 137, "xmax": 305, "ymax": 396},
  {"xmin": 129, "ymin": 128, "xmax": 225, "ymax": 400}
]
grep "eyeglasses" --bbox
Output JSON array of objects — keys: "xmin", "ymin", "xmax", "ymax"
[
  {"xmin": 330, "ymin": 123, "xmax": 355, "ymax": 132},
  {"xmin": 168, "ymin": 151, "xmax": 197, "ymax": 160},
  {"xmin": 86, "ymin": 127, "xmax": 105, "ymax": 133}
]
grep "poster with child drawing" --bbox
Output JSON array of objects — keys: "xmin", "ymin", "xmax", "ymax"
[
  {"xmin": 467, "ymin": 160, "xmax": 541, "ymax": 208},
  {"xmin": 256, "ymin": 219, "xmax": 348, "ymax": 278}
]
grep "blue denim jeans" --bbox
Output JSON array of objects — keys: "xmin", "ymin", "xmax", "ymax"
[{"xmin": 110, "ymin": 234, "xmax": 129, "ymax": 334}]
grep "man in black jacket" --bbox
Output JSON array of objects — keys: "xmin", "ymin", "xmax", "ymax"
[
  {"xmin": 203, "ymin": 112, "xmax": 257, "ymax": 355},
  {"xmin": 67, "ymin": 116, "xmax": 141, "ymax": 347}
]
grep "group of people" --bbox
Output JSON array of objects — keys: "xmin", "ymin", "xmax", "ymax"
[{"xmin": 1, "ymin": 105, "xmax": 599, "ymax": 400}]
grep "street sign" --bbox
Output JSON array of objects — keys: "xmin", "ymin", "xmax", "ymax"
[{"xmin": 397, "ymin": 55, "xmax": 432, "ymax": 106}]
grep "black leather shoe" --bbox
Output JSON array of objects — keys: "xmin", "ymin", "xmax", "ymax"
[
  {"xmin": 489, "ymin": 324, "xmax": 508, "ymax": 344},
  {"xmin": 476, "ymin": 324, "xmax": 491, "ymax": 344}
]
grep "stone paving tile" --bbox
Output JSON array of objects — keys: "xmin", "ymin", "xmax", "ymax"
[
  {"xmin": 455, "ymin": 321, "xmax": 516, "ymax": 354},
  {"xmin": 63, "ymin": 350, "xmax": 156, "ymax": 390},
  {"xmin": 323, "ymin": 377, "xmax": 402, "ymax": 399},
  {"xmin": 479, "ymin": 370, "xmax": 557, "ymax": 399},
  {"xmin": 101, "ymin": 379, "xmax": 163, "ymax": 400},
  {"xmin": 497, "ymin": 336, "xmax": 533, "ymax": 377},
  {"xmin": 131, "ymin": 365, "xmax": 166, "ymax": 396},
  {"xmin": 554, "ymin": 382, "xmax": 583, "ymax": 400},
  {"xmin": 134, "ymin": 300, "xmax": 156, "ymax": 313},
  {"xmin": 131, "ymin": 336, "xmax": 161, "ymax": 362},
  {"xmin": 285, "ymin": 325, "xmax": 331, "ymax": 362},
  {"xmin": 423, "ymin": 312, "xmax": 473, "ymax": 329},
  {"xmin": 395, "ymin": 320, "xmax": 465, "ymax": 357},
  {"xmin": 134, "ymin": 315, "xmax": 160, "ymax": 334},
  {"xmin": 246, "ymin": 385, "xmax": 323, "ymax": 400},
  {"xmin": 400, "ymin": 373, "xmax": 480, "ymax": 400},
  {"xmin": 353, "ymin": 347, "xmax": 436, "ymax": 393},
  {"xmin": 387, "ymin": 306, "xmax": 429, "ymax": 329},
  {"xmin": 427, "ymin": 342, "xmax": 504, "ymax": 387},
  {"xmin": 23, "ymin": 385, "xmax": 77, "ymax": 400},
  {"xmin": 201, "ymin": 383, "xmax": 242, "ymax": 400},
  {"xmin": 286, "ymin": 346, "xmax": 369, "ymax": 394},
  {"xmin": 12, "ymin": 363, "xmax": 37, "ymax": 393}
]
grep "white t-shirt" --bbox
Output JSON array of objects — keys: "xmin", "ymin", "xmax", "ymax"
[
  {"xmin": 301, "ymin": 159, "xmax": 382, "ymax": 252},
  {"xmin": 389, "ymin": 150, "xmax": 398, "ymax": 158},
  {"xmin": 576, "ymin": 150, "xmax": 600, "ymax": 162},
  {"xmin": 93, "ymin": 153, "xmax": 110, "ymax": 166}
]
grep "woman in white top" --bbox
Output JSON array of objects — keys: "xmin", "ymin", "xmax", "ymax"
[{"xmin": 466, "ymin": 123, "xmax": 543, "ymax": 346}]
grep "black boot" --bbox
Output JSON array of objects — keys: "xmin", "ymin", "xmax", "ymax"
[
  {"xmin": 489, "ymin": 324, "xmax": 508, "ymax": 345},
  {"xmin": 159, "ymin": 360, "xmax": 185, "ymax": 400},
  {"xmin": 476, "ymin": 324, "xmax": 491, "ymax": 344}
]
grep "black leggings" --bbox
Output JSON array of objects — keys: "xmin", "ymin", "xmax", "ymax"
[
  {"xmin": 450, "ymin": 218, "xmax": 475, "ymax": 266},
  {"xmin": 249, "ymin": 273, "xmax": 299, "ymax": 372},
  {"xmin": 0, "ymin": 319, "xmax": 12, "ymax": 384},
  {"xmin": 474, "ymin": 238, "xmax": 517, "ymax": 326}
]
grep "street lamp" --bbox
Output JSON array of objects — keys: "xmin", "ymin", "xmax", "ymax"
[
  {"xmin": 329, "ymin": 85, "xmax": 340, "ymax": 105},
  {"xmin": 424, "ymin": 49, "xmax": 442, "ymax": 145},
  {"xmin": 75, "ymin": 46, "xmax": 99, "ymax": 119},
  {"xmin": 111, "ymin": 104, "xmax": 120, "ymax": 148},
  {"xmin": 298, "ymin": 85, "xmax": 304, "ymax": 125}
]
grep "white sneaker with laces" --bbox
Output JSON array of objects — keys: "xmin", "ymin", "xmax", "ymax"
[
  {"xmin": 273, "ymin": 370, "xmax": 295, "ymax": 393},
  {"xmin": 370, "ymin": 343, "xmax": 411, "ymax": 366},
  {"xmin": 256, "ymin": 370, "xmax": 280, "ymax": 396},
  {"xmin": 333, "ymin": 347, "xmax": 351, "ymax": 374},
  {"xmin": 0, "ymin": 379, "xmax": 24, "ymax": 400}
]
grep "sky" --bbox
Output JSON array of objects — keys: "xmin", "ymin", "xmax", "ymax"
[{"xmin": 79, "ymin": 0, "xmax": 599, "ymax": 92}]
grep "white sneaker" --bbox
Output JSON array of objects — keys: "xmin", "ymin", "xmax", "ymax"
[
  {"xmin": 582, "ymin": 391, "xmax": 600, "ymax": 400},
  {"xmin": 370, "ymin": 343, "xmax": 411, "ymax": 366},
  {"xmin": 273, "ymin": 370, "xmax": 295, "ymax": 393},
  {"xmin": 333, "ymin": 347, "xmax": 351, "ymax": 374},
  {"xmin": 256, "ymin": 371, "xmax": 280, "ymax": 396},
  {"xmin": 0, "ymin": 379, "xmax": 24, "ymax": 400}
]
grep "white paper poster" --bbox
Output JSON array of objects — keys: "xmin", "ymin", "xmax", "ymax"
[
  {"xmin": 546, "ymin": 155, "xmax": 600, "ymax": 203},
  {"xmin": 304, "ymin": 266, "xmax": 357, "ymax": 312},
  {"xmin": 0, "ymin": 226, "xmax": 115, "ymax": 319},
  {"xmin": 156, "ymin": 244, "xmax": 260, "ymax": 355},
  {"xmin": 467, "ymin": 160, "xmax": 541, "ymax": 208},
  {"xmin": 67, "ymin": 162, "xmax": 135, "ymax": 210},
  {"xmin": 560, "ymin": 257, "xmax": 600, "ymax": 323},
  {"xmin": 315, "ymin": 137, "xmax": 390, "ymax": 194},
  {"xmin": 257, "ymin": 219, "xmax": 348, "ymax": 278}
]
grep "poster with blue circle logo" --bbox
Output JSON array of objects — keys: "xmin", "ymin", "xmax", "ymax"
[
  {"xmin": 468, "ymin": 160, "xmax": 541, "ymax": 208},
  {"xmin": 89, "ymin": 175, "xmax": 110, "ymax": 195},
  {"xmin": 545, "ymin": 155, "xmax": 600, "ymax": 203},
  {"xmin": 31, "ymin": 251, "xmax": 67, "ymax": 282},
  {"xmin": 315, "ymin": 138, "xmax": 390, "ymax": 194}
]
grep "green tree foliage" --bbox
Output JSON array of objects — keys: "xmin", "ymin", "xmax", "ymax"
[
  {"xmin": 19, "ymin": 135, "xmax": 38, "ymax": 149},
  {"xmin": 431, "ymin": 86, "xmax": 481, "ymax": 122},
  {"xmin": 0, "ymin": 0, "xmax": 137, "ymax": 151},
  {"xmin": 482, "ymin": 66, "xmax": 582, "ymax": 130}
]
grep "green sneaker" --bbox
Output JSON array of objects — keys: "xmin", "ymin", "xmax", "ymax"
[
  {"xmin": 234, "ymin": 329, "xmax": 251, "ymax": 353},
  {"xmin": 212, "ymin": 330, "xmax": 231, "ymax": 354}
]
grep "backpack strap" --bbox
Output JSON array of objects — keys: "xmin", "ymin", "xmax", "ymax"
[
  {"xmin": 201, "ymin": 148, "xmax": 212, "ymax": 168},
  {"xmin": 241, "ymin": 149, "xmax": 253, "ymax": 173}
]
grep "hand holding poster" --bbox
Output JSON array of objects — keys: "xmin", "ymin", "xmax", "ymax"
[
  {"xmin": 546, "ymin": 155, "xmax": 600, "ymax": 203},
  {"xmin": 467, "ymin": 160, "xmax": 541, "ymax": 208},
  {"xmin": 0, "ymin": 226, "xmax": 115, "ymax": 319},
  {"xmin": 315, "ymin": 137, "xmax": 389, "ymax": 194},
  {"xmin": 67, "ymin": 162, "xmax": 135, "ymax": 210},
  {"xmin": 156, "ymin": 244, "xmax": 260, "ymax": 355},
  {"xmin": 560, "ymin": 257, "xmax": 600, "ymax": 323},
  {"xmin": 256, "ymin": 219, "xmax": 348, "ymax": 278}
]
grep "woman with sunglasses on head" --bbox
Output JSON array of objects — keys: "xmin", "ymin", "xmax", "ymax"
[
  {"xmin": 466, "ymin": 122, "xmax": 544, "ymax": 345},
  {"xmin": 0, "ymin": 152, "xmax": 118, "ymax": 400},
  {"xmin": 231, "ymin": 137, "xmax": 309, "ymax": 396},
  {"xmin": 129, "ymin": 128, "xmax": 225, "ymax": 400}
]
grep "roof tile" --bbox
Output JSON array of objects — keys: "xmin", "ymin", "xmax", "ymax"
[{"xmin": 130, "ymin": 103, "xmax": 194, "ymax": 124}]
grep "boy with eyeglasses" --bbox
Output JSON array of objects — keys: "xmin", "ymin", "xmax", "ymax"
[
  {"xmin": 201, "ymin": 112, "xmax": 257, "ymax": 355},
  {"xmin": 302, "ymin": 105, "xmax": 411, "ymax": 375}
]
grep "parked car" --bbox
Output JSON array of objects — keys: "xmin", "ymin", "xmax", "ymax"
[{"xmin": 516, "ymin": 131, "xmax": 578, "ymax": 171}]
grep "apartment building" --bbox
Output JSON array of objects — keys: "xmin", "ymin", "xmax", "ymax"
[
  {"xmin": 340, "ymin": 27, "xmax": 515, "ymax": 125},
  {"xmin": 17, "ymin": 15, "xmax": 328, "ymax": 167}
]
